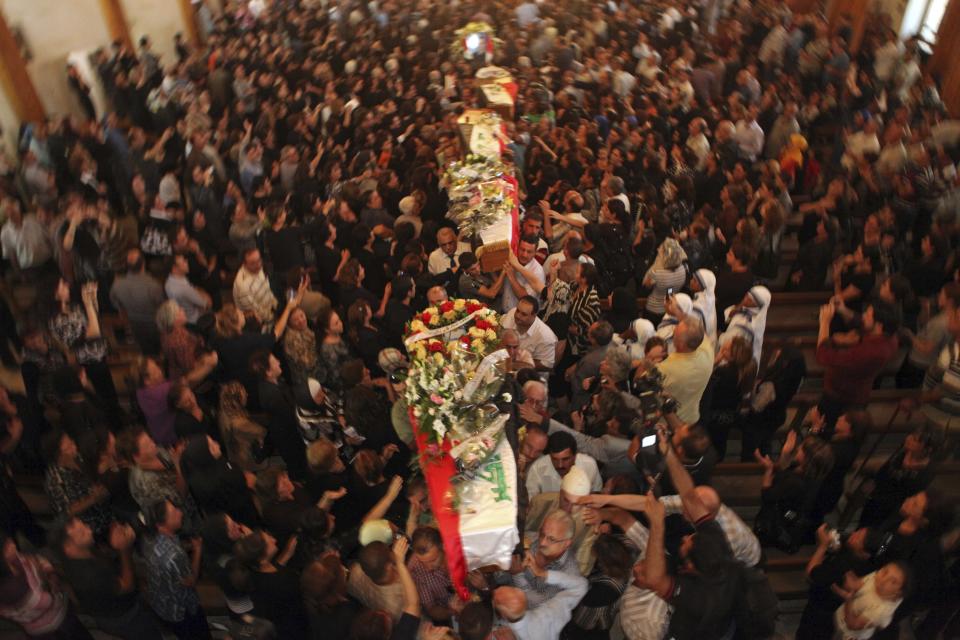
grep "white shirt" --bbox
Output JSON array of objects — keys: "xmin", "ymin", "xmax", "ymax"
[
  {"xmin": 501, "ymin": 309, "xmax": 558, "ymax": 369},
  {"xmin": 515, "ymin": 2, "xmax": 540, "ymax": 28},
  {"xmin": 501, "ymin": 257, "xmax": 545, "ymax": 312},
  {"xmin": 844, "ymin": 131, "xmax": 881, "ymax": 167},
  {"xmin": 233, "ymin": 267, "xmax": 277, "ymax": 324},
  {"xmin": 685, "ymin": 133, "xmax": 710, "ymax": 169},
  {"xmin": 734, "ymin": 119, "xmax": 764, "ymax": 162},
  {"xmin": 427, "ymin": 242, "xmax": 470, "ymax": 276},
  {"xmin": 873, "ymin": 41, "xmax": 903, "ymax": 82},
  {"xmin": 525, "ymin": 453, "xmax": 602, "ymax": 498},
  {"xmin": 505, "ymin": 570, "xmax": 588, "ymax": 640},
  {"xmin": 834, "ymin": 572, "xmax": 901, "ymax": 639},
  {"xmin": 0, "ymin": 215, "xmax": 52, "ymax": 269}
]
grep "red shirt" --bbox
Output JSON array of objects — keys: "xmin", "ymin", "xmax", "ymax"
[{"xmin": 816, "ymin": 334, "xmax": 899, "ymax": 404}]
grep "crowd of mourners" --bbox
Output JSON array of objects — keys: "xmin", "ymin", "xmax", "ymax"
[{"xmin": 0, "ymin": 0, "xmax": 960, "ymax": 637}]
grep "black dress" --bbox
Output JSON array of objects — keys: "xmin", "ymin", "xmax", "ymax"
[
  {"xmin": 250, "ymin": 567, "xmax": 311, "ymax": 638},
  {"xmin": 308, "ymin": 599, "xmax": 361, "ymax": 640},
  {"xmin": 257, "ymin": 380, "xmax": 308, "ymax": 480},
  {"xmin": 859, "ymin": 451, "xmax": 934, "ymax": 528}
]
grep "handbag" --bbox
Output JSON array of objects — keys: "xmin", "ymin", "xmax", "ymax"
[{"xmin": 753, "ymin": 502, "xmax": 807, "ymax": 555}]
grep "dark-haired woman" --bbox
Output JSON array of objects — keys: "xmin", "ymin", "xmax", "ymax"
[
  {"xmin": 347, "ymin": 299, "xmax": 385, "ymax": 375},
  {"xmin": 181, "ymin": 434, "xmax": 258, "ymax": 524},
  {"xmin": 49, "ymin": 278, "xmax": 120, "ymax": 428},
  {"xmin": 42, "ymin": 430, "xmax": 112, "ymax": 537},
  {"xmin": 754, "ymin": 432, "xmax": 835, "ymax": 553},
  {"xmin": 233, "ymin": 529, "xmax": 310, "ymax": 638},
  {"xmin": 858, "ymin": 429, "xmax": 936, "ymax": 529},
  {"xmin": 0, "ymin": 532, "xmax": 94, "ymax": 639},
  {"xmin": 302, "ymin": 552, "xmax": 361, "ymax": 640},
  {"xmin": 568, "ymin": 534, "xmax": 633, "ymax": 640},
  {"xmin": 199, "ymin": 513, "xmax": 255, "ymax": 621}
]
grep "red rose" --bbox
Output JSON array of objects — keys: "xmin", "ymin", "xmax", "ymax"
[
  {"xmin": 421, "ymin": 312, "xmax": 431, "ymax": 324},
  {"xmin": 428, "ymin": 341, "xmax": 444, "ymax": 352},
  {"xmin": 460, "ymin": 335, "xmax": 472, "ymax": 344},
  {"xmin": 475, "ymin": 319, "xmax": 490, "ymax": 330},
  {"xmin": 440, "ymin": 301, "xmax": 455, "ymax": 313},
  {"xmin": 466, "ymin": 302, "xmax": 483, "ymax": 313}
]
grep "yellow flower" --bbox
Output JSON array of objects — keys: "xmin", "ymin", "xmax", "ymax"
[
  {"xmin": 454, "ymin": 299, "xmax": 466, "ymax": 311},
  {"xmin": 410, "ymin": 320, "xmax": 426, "ymax": 333},
  {"xmin": 433, "ymin": 352, "xmax": 445, "ymax": 365},
  {"xmin": 429, "ymin": 314, "xmax": 440, "ymax": 326},
  {"xmin": 443, "ymin": 310, "xmax": 456, "ymax": 321},
  {"xmin": 413, "ymin": 343, "xmax": 427, "ymax": 360},
  {"xmin": 447, "ymin": 341, "xmax": 459, "ymax": 353},
  {"xmin": 425, "ymin": 307, "xmax": 439, "ymax": 317},
  {"xmin": 471, "ymin": 339, "xmax": 485, "ymax": 351},
  {"xmin": 469, "ymin": 327, "xmax": 484, "ymax": 338},
  {"xmin": 485, "ymin": 329, "xmax": 497, "ymax": 342}
]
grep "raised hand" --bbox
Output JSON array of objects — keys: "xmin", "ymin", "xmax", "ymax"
[
  {"xmin": 392, "ymin": 535, "xmax": 409, "ymax": 562},
  {"xmin": 754, "ymin": 448, "xmax": 774, "ymax": 469}
]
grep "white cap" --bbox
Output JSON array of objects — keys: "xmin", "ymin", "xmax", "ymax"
[
  {"xmin": 359, "ymin": 519, "xmax": 393, "ymax": 546},
  {"xmin": 561, "ymin": 466, "xmax": 591, "ymax": 497},
  {"xmin": 399, "ymin": 196, "xmax": 417, "ymax": 216}
]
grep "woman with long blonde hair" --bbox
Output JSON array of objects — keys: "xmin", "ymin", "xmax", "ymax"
[{"xmin": 218, "ymin": 381, "xmax": 267, "ymax": 471}]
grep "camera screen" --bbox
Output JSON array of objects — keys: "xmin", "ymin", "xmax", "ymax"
[{"xmin": 641, "ymin": 434, "xmax": 657, "ymax": 448}]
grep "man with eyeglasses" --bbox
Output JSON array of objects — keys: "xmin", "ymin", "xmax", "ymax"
[
  {"xmin": 501, "ymin": 329, "xmax": 535, "ymax": 372},
  {"xmin": 495, "ymin": 509, "xmax": 584, "ymax": 615},
  {"xmin": 427, "ymin": 226, "xmax": 469, "ymax": 281}
]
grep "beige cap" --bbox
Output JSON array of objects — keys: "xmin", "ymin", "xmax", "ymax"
[
  {"xmin": 359, "ymin": 519, "xmax": 393, "ymax": 546},
  {"xmin": 561, "ymin": 465, "xmax": 591, "ymax": 497}
]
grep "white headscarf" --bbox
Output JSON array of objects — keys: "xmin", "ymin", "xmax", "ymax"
[
  {"xmin": 691, "ymin": 269, "xmax": 717, "ymax": 345},
  {"xmin": 617, "ymin": 318, "xmax": 656, "ymax": 362},
  {"xmin": 656, "ymin": 293, "xmax": 693, "ymax": 353},
  {"xmin": 720, "ymin": 285, "xmax": 771, "ymax": 363}
]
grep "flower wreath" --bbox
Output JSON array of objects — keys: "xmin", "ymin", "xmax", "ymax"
[{"xmin": 403, "ymin": 299, "xmax": 509, "ymax": 468}]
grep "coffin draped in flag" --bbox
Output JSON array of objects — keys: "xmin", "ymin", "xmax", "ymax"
[{"xmin": 403, "ymin": 300, "xmax": 519, "ymax": 598}]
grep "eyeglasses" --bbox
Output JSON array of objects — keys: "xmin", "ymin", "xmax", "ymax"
[{"xmin": 539, "ymin": 533, "xmax": 572, "ymax": 546}]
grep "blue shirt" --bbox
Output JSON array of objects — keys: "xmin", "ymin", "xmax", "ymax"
[
  {"xmin": 143, "ymin": 533, "xmax": 199, "ymax": 622},
  {"xmin": 505, "ymin": 570, "xmax": 588, "ymax": 640}
]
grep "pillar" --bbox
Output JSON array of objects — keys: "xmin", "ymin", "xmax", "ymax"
[
  {"xmin": 929, "ymin": 0, "xmax": 960, "ymax": 114},
  {"xmin": 0, "ymin": 9, "xmax": 44, "ymax": 122},
  {"xmin": 827, "ymin": 0, "xmax": 872, "ymax": 52},
  {"xmin": 98, "ymin": 0, "xmax": 134, "ymax": 50},
  {"xmin": 178, "ymin": 0, "xmax": 201, "ymax": 47}
]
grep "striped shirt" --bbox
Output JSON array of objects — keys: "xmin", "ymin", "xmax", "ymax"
[
  {"xmin": 922, "ymin": 341, "xmax": 960, "ymax": 428},
  {"xmin": 0, "ymin": 554, "xmax": 67, "ymax": 635},
  {"xmin": 644, "ymin": 267, "xmax": 688, "ymax": 315},
  {"xmin": 233, "ymin": 267, "xmax": 278, "ymax": 325},
  {"xmin": 613, "ymin": 522, "xmax": 671, "ymax": 640},
  {"xmin": 660, "ymin": 496, "xmax": 761, "ymax": 567}
]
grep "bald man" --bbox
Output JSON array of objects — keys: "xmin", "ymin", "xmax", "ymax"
[
  {"xmin": 493, "ymin": 551, "xmax": 586, "ymax": 640},
  {"xmin": 426, "ymin": 284, "xmax": 449, "ymax": 307},
  {"xmin": 579, "ymin": 463, "xmax": 760, "ymax": 567},
  {"xmin": 659, "ymin": 485, "xmax": 760, "ymax": 567}
]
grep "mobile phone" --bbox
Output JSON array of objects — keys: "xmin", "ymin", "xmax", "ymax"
[
  {"xmin": 666, "ymin": 287, "xmax": 674, "ymax": 297},
  {"xmin": 641, "ymin": 434, "xmax": 657, "ymax": 448},
  {"xmin": 287, "ymin": 288, "xmax": 296, "ymax": 302}
]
